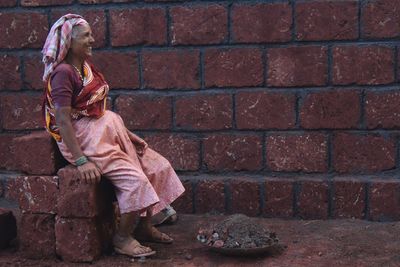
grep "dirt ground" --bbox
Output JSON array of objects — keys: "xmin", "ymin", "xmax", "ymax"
[{"xmin": 1, "ymin": 214, "xmax": 400, "ymax": 267}]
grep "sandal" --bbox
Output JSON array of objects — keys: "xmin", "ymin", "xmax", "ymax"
[
  {"xmin": 151, "ymin": 205, "xmax": 178, "ymax": 226},
  {"xmin": 134, "ymin": 226, "xmax": 174, "ymax": 244},
  {"xmin": 113, "ymin": 235, "xmax": 156, "ymax": 258}
]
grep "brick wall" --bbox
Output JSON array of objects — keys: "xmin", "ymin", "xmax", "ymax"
[{"xmin": 0, "ymin": 0, "xmax": 399, "ymax": 220}]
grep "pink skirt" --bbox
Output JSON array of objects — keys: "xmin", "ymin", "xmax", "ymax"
[{"xmin": 57, "ymin": 110, "xmax": 185, "ymax": 215}]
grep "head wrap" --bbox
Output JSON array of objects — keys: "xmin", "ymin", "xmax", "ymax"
[{"xmin": 42, "ymin": 14, "xmax": 88, "ymax": 82}]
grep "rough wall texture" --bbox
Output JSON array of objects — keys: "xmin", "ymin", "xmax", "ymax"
[{"xmin": 0, "ymin": 0, "xmax": 399, "ymax": 220}]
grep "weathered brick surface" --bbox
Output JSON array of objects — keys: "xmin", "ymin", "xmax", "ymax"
[
  {"xmin": 142, "ymin": 50, "xmax": 200, "ymax": 89},
  {"xmin": 0, "ymin": 55, "xmax": 21, "ymax": 91},
  {"xmin": 175, "ymin": 94, "xmax": 232, "ymax": 130},
  {"xmin": 267, "ymin": 46, "xmax": 328, "ymax": 87},
  {"xmin": 362, "ymin": 0, "xmax": 400, "ymax": 39},
  {"xmin": 19, "ymin": 214, "xmax": 55, "ymax": 259},
  {"xmin": 170, "ymin": 5, "xmax": 227, "ymax": 45},
  {"xmin": 195, "ymin": 179, "xmax": 225, "ymax": 213},
  {"xmin": 110, "ymin": 8, "xmax": 166, "ymax": 46},
  {"xmin": 296, "ymin": 1, "xmax": 358, "ymax": 41},
  {"xmin": 0, "ymin": 0, "xmax": 16, "ymax": 7},
  {"xmin": 23, "ymin": 54, "xmax": 43, "ymax": 90},
  {"xmin": 264, "ymin": 178, "xmax": 294, "ymax": 218},
  {"xmin": 369, "ymin": 180, "xmax": 400, "ymax": 221},
  {"xmin": 365, "ymin": 91, "xmax": 400, "ymax": 129},
  {"xmin": 236, "ymin": 91, "xmax": 296, "ymax": 130},
  {"xmin": 115, "ymin": 95, "xmax": 172, "ymax": 130},
  {"xmin": 203, "ymin": 134, "xmax": 263, "ymax": 171},
  {"xmin": 300, "ymin": 90, "xmax": 361, "ymax": 129},
  {"xmin": 266, "ymin": 133, "xmax": 328, "ymax": 173},
  {"xmin": 333, "ymin": 133, "xmax": 396, "ymax": 173},
  {"xmin": 144, "ymin": 134, "xmax": 200, "ymax": 171},
  {"xmin": 21, "ymin": 0, "xmax": 72, "ymax": 6},
  {"xmin": 232, "ymin": 3, "xmax": 291, "ymax": 43},
  {"xmin": 204, "ymin": 48, "xmax": 263, "ymax": 88},
  {"xmin": 333, "ymin": 178, "xmax": 365, "ymax": 219},
  {"xmin": 0, "ymin": 134, "xmax": 19, "ymax": 170},
  {"xmin": 0, "ymin": 12, "xmax": 48, "ymax": 49},
  {"xmin": 173, "ymin": 179, "xmax": 193, "ymax": 213},
  {"xmin": 332, "ymin": 46, "xmax": 394, "ymax": 85},
  {"xmin": 0, "ymin": 208, "xmax": 17, "ymax": 249},
  {"xmin": 229, "ymin": 179, "xmax": 260, "ymax": 217},
  {"xmin": 4, "ymin": 177, "xmax": 20, "ymax": 202},
  {"xmin": 297, "ymin": 180, "xmax": 329, "ymax": 219}
]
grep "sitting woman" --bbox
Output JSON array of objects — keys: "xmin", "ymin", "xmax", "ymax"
[{"xmin": 42, "ymin": 14, "xmax": 185, "ymax": 258}]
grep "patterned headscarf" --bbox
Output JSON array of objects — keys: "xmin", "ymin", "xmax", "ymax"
[{"xmin": 42, "ymin": 14, "xmax": 88, "ymax": 82}]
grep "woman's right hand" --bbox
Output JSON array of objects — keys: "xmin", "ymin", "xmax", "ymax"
[{"xmin": 77, "ymin": 161, "xmax": 102, "ymax": 184}]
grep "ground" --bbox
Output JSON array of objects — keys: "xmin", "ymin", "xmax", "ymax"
[{"xmin": 1, "ymin": 214, "xmax": 399, "ymax": 267}]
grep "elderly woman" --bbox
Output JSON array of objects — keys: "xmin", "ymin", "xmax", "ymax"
[{"xmin": 42, "ymin": 14, "xmax": 185, "ymax": 258}]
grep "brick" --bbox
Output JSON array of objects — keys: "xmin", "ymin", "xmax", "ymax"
[
  {"xmin": 365, "ymin": 91, "xmax": 400, "ymax": 129},
  {"xmin": 268, "ymin": 46, "xmax": 328, "ymax": 87},
  {"xmin": 332, "ymin": 46, "xmax": 394, "ymax": 85},
  {"xmin": 236, "ymin": 91, "xmax": 296, "ymax": 130},
  {"xmin": 333, "ymin": 133, "xmax": 396, "ymax": 173},
  {"xmin": 232, "ymin": 3, "xmax": 291, "ymax": 43},
  {"xmin": 19, "ymin": 214, "xmax": 55, "ymax": 259},
  {"xmin": 0, "ymin": 134, "xmax": 19, "ymax": 170},
  {"xmin": 175, "ymin": 94, "xmax": 232, "ymax": 130},
  {"xmin": 4, "ymin": 176, "xmax": 20, "ymax": 202},
  {"xmin": 369, "ymin": 180, "xmax": 400, "ymax": 221},
  {"xmin": 229, "ymin": 179, "xmax": 260, "ymax": 217},
  {"xmin": 297, "ymin": 180, "xmax": 329, "ymax": 219},
  {"xmin": 204, "ymin": 48, "xmax": 263, "ymax": 88},
  {"xmin": 264, "ymin": 178, "xmax": 294, "ymax": 218},
  {"xmin": 0, "ymin": 182, "xmax": 3, "ymax": 198},
  {"xmin": 144, "ymin": 134, "xmax": 200, "ymax": 171},
  {"xmin": 0, "ymin": 0, "xmax": 16, "ymax": 7},
  {"xmin": 115, "ymin": 95, "xmax": 172, "ymax": 130},
  {"xmin": 110, "ymin": 8, "xmax": 166, "ymax": 46},
  {"xmin": 172, "ymin": 179, "xmax": 193, "ymax": 213},
  {"xmin": 296, "ymin": 1, "xmax": 358, "ymax": 41},
  {"xmin": 300, "ymin": 90, "xmax": 361, "ymax": 129},
  {"xmin": 91, "ymin": 51, "xmax": 139, "ymax": 89},
  {"xmin": 195, "ymin": 179, "xmax": 225, "ymax": 213},
  {"xmin": 11, "ymin": 131, "xmax": 61, "ymax": 175},
  {"xmin": 21, "ymin": 0, "xmax": 72, "ymax": 6},
  {"xmin": 142, "ymin": 50, "xmax": 200, "ymax": 89},
  {"xmin": 0, "ymin": 13, "xmax": 48, "ymax": 49},
  {"xmin": 55, "ymin": 216, "xmax": 101, "ymax": 262},
  {"xmin": 79, "ymin": 0, "xmax": 112, "ymax": 3},
  {"xmin": 266, "ymin": 133, "xmax": 328, "ymax": 173},
  {"xmin": 203, "ymin": 134, "xmax": 263, "ymax": 171},
  {"xmin": 0, "ymin": 94, "xmax": 43, "ymax": 130},
  {"xmin": 333, "ymin": 178, "xmax": 365, "ymax": 219},
  {"xmin": 171, "ymin": 5, "xmax": 227, "ymax": 45},
  {"xmin": 23, "ymin": 54, "xmax": 43, "ymax": 90},
  {"xmin": 362, "ymin": 0, "xmax": 400, "ymax": 39},
  {"xmin": 0, "ymin": 55, "xmax": 21, "ymax": 90},
  {"xmin": 0, "ymin": 208, "xmax": 17, "ymax": 249}
]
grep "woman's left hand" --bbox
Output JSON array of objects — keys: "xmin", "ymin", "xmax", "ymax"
[{"xmin": 136, "ymin": 140, "xmax": 148, "ymax": 156}]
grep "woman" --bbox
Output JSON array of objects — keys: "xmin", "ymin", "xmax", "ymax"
[{"xmin": 42, "ymin": 14, "xmax": 185, "ymax": 258}]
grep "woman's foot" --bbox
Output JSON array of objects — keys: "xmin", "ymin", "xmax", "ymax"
[
  {"xmin": 113, "ymin": 234, "xmax": 156, "ymax": 258},
  {"xmin": 151, "ymin": 205, "xmax": 178, "ymax": 226},
  {"xmin": 134, "ymin": 224, "xmax": 174, "ymax": 244}
]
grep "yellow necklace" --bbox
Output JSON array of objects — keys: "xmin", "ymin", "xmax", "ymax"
[{"xmin": 71, "ymin": 64, "xmax": 84, "ymax": 82}]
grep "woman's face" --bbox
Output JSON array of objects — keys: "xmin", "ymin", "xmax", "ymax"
[{"xmin": 70, "ymin": 23, "xmax": 95, "ymax": 61}]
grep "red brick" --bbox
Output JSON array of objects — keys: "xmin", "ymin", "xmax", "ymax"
[
  {"xmin": 333, "ymin": 178, "xmax": 365, "ymax": 219},
  {"xmin": 362, "ymin": 0, "xmax": 400, "ymax": 39},
  {"xmin": 0, "ymin": 0, "xmax": 16, "ymax": 7},
  {"xmin": 19, "ymin": 214, "xmax": 55, "ymax": 259},
  {"xmin": 365, "ymin": 91, "xmax": 400, "ymax": 129},
  {"xmin": 0, "ymin": 134, "xmax": 19, "ymax": 170},
  {"xmin": 296, "ymin": 1, "xmax": 358, "ymax": 41},
  {"xmin": 236, "ymin": 91, "xmax": 296, "ymax": 130},
  {"xmin": 232, "ymin": 3, "xmax": 291, "ymax": 43},
  {"xmin": 0, "ymin": 208, "xmax": 17, "ymax": 249},
  {"xmin": 16, "ymin": 176, "xmax": 58, "ymax": 214},
  {"xmin": 91, "ymin": 51, "xmax": 139, "ymax": 89},
  {"xmin": 55, "ymin": 216, "xmax": 101, "ymax": 262},
  {"xmin": 110, "ymin": 8, "xmax": 166, "ymax": 46},
  {"xmin": 195, "ymin": 179, "xmax": 225, "ymax": 213},
  {"xmin": 203, "ymin": 134, "xmax": 263, "ymax": 171},
  {"xmin": 0, "ymin": 55, "xmax": 21, "ymax": 90},
  {"xmin": 0, "ymin": 94, "xmax": 42, "ymax": 130},
  {"xmin": 175, "ymin": 94, "xmax": 232, "ymax": 130},
  {"xmin": 144, "ymin": 134, "xmax": 200, "ymax": 171},
  {"xmin": 79, "ymin": 0, "xmax": 112, "ymax": 3},
  {"xmin": 264, "ymin": 178, "xmax": 294, "ymax": 218},
  {"xmin": 115, "ymin": 95, "xmax": 172, "ymax": 130},
  {"xmin": 332, "ymin": 46, "xmax": 394, "ymax": 85},
  {"xmin": 300, "ymin": 90, "xmax": 361, "ymax": 129},
  {"xmin": 23, "ymin": 54, "xmax": 43, "ymax": 90},
  {"xmin": 204, "ymin": 48, "xmax": 263, "ymax": 88},
  {"xmin": 267, "ymin": 46, "xmax": 328, "ymax": 87},
  {"xmin": 297, "ymin": 180, "xmax": 329, "ymax": 219},
  {"xmin": 369, "ymin": 180, "xmax": 400, "ymax": 221},
  {"xmin": 21, "ymin": 0, "xmax": 72, "ymax": 6},
  {"xmin": 229, "ymin": 178, "xmax": 260, "ymax": 217},
  {"xmin": 333, "ymin": 133, "xmax": 396, "ymax": 173},
  {"xmin": 142, "ymin": 50, "xmax": 200, "ymax": 89},
  {"xmin": 172, "ymin": 179, "xmax": 193, "ymax": 213},
  {"xmin": 266, "ymin": 133, "xmax": 328, "ymax": 173},
  {"xmin": 171, "ymin": 5, "xmax": 227, "ymax": 45},
  {"xmin": 4, "ymin": 176, "xmax": 20, "ymax": 202},
  {"xmin": 0, "ymin": 13, "xmax": 48, "ymax": 49}
]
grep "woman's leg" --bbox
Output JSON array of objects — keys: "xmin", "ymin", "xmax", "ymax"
[{"xmin": 134, "ymin": 211, "xmax": 174, "ymax": 244}]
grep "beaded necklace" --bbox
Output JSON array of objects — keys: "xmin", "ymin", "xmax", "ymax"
[{"xmin": 71, "ymin": 64, "xmax": 84, "ymax": 82}]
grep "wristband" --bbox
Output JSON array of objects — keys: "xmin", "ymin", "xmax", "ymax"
[{"xmin": 75, "ymin": 156, "xmax": 88, "ymax": 166}]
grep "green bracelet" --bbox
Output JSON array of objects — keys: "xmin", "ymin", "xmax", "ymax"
[{"xmin": 75, "ymin": 156, "xmax": 88, "ymax": 166}]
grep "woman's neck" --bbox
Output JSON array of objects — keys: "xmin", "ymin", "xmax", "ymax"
[{"xmin": 65, "ymin": 54, "xmax": 84, "ymax": 70}]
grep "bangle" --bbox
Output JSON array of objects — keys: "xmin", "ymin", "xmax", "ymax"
[{"xmin": 75, "ymin": 156, "xmax": 88, "ymax": 166}]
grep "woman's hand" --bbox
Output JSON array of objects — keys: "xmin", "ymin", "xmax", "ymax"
[
  {"xmin": 136, "ymin": 140, "xmax": 148, "ymax": 156},
  {"xmin": 77, "ymin": 161, "xmax": 102, "ymax": 184}
]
